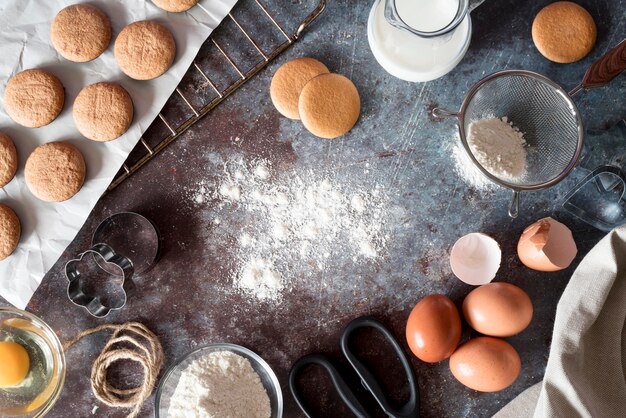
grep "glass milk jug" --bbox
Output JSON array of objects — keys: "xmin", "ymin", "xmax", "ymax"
[{"xmin": 367, "ymin": 0, "xmax": 485, "ymax": 82}]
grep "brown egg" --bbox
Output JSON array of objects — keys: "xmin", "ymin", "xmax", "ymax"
[
  {"xmin": 450, "ymin": 337, "xmax": 521, "ymax": 392},
  {"xmin": 462, "ymin": 282, "xmax": 533, "ymax": 337},
  {"xmin": 406, "ymin": 294, "xmax": 461, "ymax": 363}
]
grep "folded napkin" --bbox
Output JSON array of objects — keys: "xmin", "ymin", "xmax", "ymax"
[{"xmin": 495, "ymin": 225, "xmax": 626, "ymax": 417}]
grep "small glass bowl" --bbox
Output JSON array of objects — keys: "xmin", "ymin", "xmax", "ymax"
[
  {"xmin": 0, "ymin": 308, "xmax": 66, "ymax": 417},
  {"xmin": 155, "ymin": 343, "xmax": 283, "ymax": 418}
]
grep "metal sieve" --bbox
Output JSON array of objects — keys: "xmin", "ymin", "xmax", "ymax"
[{"xmin": 434, "ymin": 39, "xmax": 626, "ymax": 217}]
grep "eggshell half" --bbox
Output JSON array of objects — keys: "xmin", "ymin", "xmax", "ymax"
[
  {"xmin": 406, "ymin": 295, "xmax": 462, "ymax": 363},
  {"xmin": 518, "ymin": 217, "xmax": 577, "ymax": 272},
  {"xmin": 450, "ymin": 337, "xmax": 521, "ymax": 392},
  {"xmin": 462, "ymin": 282, "xmax": 533, "ymax": 337},
  {"xmin": 450, "ymin": 233, "xmax": 501, "ymax": 285}
]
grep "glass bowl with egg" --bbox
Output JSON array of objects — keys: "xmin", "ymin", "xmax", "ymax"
[
  {"xmin": 155, "ymin": 343, "xmax": 283, "ymax": 417},
  {"xmin": 0, "ymin": 307, "xmax": 65, "ymax": 417}
]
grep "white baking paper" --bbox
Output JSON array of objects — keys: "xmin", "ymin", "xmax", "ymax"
[{"xmin": 0, "ymin": 0, "xmax": 238, "ymax": 309}]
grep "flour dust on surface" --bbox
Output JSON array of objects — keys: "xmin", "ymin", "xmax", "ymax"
[
  {"xmin": 188, "ymin": 153, "xmax": 390, "ymax": 303},
  {"xmin": 451, "ymin": 139, "xmax": 496, "ymax": 192}
]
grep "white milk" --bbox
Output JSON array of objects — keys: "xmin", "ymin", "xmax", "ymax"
[
  {"xmin": 367, "ymin": 0, "xmax": 471, "ymax": 82},
  {"xmin": 395, "ymin": 0, "xmax": 459, "ymax": 32}
]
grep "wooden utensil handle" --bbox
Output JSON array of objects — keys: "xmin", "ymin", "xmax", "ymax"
[{"xmin": 580, "ymin": 39, "xmax": 626, "ymax": 89}]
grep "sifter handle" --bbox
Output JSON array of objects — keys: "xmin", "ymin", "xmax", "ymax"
[{"xmin": 571, "ymin": 39, "xmax": 626, "ymax": 95}]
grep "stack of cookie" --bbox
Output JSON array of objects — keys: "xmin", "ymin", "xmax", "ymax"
[
  {"xmin": 270, "ymin": 57, "xmax": 361, "ymax": 139},
  {"xmin": 0, "ymin": 1, "xmax": 198, "ymax": 260}
]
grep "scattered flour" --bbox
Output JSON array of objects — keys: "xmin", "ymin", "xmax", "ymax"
[
  {"xmin": 466, "ymin": 116, "xmax": 527, "ymax": 180},
  {"xmin": 351, "ymin": 194, "xmax": 366, "ymax": 212},
  {"xmin": 219, "ymin": 183, "xmax": 241, "ymax": 200},
  {"xmin": 190, "ymin": 156, "xmax": 388, "ymax": 303},
  {"xmin": 452, "ymin": 141, "xmax": 496, "ymax": 191},
  {"xmin": 239, "ymin": 259, "xmax": 283, "ymax": 300},
  {"xmin": 253, "ymin": 163, "xmax": 270, "ymax": 180},
  {"xmin": 167, "ymin": 351, "xmax": 270, "ymax": 418}
]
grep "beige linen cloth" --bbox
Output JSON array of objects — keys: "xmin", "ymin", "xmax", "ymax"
[{"xmin": 494, "ymin": 225, "xmax": 626, "ymax": 418}]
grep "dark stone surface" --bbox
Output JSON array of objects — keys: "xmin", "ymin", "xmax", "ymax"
[{"xmin": 1, "ymin": 0, "xmax": 625, "ymax": 417}]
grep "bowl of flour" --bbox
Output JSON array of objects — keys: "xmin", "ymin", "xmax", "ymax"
[{"xmin": 155, "ymin": 343, "xmax": 282, "ymax": 417}]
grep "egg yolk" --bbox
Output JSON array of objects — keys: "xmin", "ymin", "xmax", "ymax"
[{"xmin": 0, "ymin": 341, "xmax": 30, "ymax": 388}]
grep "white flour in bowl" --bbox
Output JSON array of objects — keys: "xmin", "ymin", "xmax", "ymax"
[{"xmin": 167, "ymin": 351, "xmax": 271, "ymax": 418}]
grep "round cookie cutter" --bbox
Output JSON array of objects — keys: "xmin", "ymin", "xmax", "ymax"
[
  {"xmin": 92, "ymin": 212, "xmax": 161, "ymax": 275},
  {"xmin": 65, "ymin": 212, "xmax": 161, "ymax": 317}
]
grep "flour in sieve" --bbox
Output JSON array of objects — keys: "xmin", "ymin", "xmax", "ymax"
[
  {"xmin": 190, "ymin": 155, "xmax": 389, "ymax": 303},
  {"xmin": 466, "ymin": 116, "xmax": 527, "ymax": 180},
  {"xmin": 167, "ymin": 350, "xmax": 270, "ymax": 418}
]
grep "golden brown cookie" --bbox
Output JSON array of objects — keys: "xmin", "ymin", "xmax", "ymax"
[
  {"xmin": 0, "ymin": 133, "xmax": 17, "ymax": 188},
  {"xmin": 298, "ymin": 73, "xmax": 360, "ymax": 139},
  {"xmin": 25, "ymin": 142, "xmax": 86, "ymax": 202},
  {"xmin": 270, "ymin": 57, "xmax": 330, "ymax": 120},
  {"xmin": 73, "ymin": 82, "xmax": 133, "ymax": 142},
  {"xmin": 3, "ymin": 69, "xmax": 65, "ymax": 128},
  {"xmin": 0, "ymin": 204, "xmax": 20, "ymax": 261},
  {"xmin": 51, "ymin": 4, "xmax": 112, "ymax": 62},
  {"xmin": 532, "ymin": 1, "xmax": 597, "ymax": 63},
  {"xmin": 151, "ymin": 0, "xmax": 199, "ymax": 12},
  {"xmin": 114, "ymin": 20, "xmax": 176, "ymax": 80}
]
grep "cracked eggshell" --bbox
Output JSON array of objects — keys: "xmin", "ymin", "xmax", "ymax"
[
  {"xmin": 450, "ymin": 233, "xmax": 501, "ymax": 285},
  {"xmin": 517, "ymin": 217, "xmax": 577, "ymax": 272}
]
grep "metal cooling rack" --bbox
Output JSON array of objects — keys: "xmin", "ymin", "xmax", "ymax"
[{"xmin": 108, "ymin": 0, "xmax": 326, "ymax": 191}]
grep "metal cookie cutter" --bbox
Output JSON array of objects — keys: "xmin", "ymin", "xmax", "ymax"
[
  {"xmin": 562, "ymin": 120, "xmax": 626, "ymax": 231},
  {"xmin": 563, "ymin": 165, "xmax": 626, "ymax": 232},
  {"xmin": 66, "ymin": 243, "xmax": 134, "ymax": 318},
  {"xmin": 64, "ymin": 212, "xmax": 161, "ymax": 317}
]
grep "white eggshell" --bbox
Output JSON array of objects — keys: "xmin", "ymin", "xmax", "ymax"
[
  {"xmin": 450, "ymin": 233, "xmax": 501, "ymax": 285},
  {"xmin": 517, "ymin": 217, "xmax": 577, "ymax": 271}
]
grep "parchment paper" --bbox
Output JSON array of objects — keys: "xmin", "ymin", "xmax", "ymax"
[{"xmin": 0, "ymin": 0, "xmax": 238, "ymax": 308}]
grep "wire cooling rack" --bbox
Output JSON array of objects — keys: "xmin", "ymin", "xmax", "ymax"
[{"xmin": 107, "ymin": 0, "xmax": 326, "ymax": 191}]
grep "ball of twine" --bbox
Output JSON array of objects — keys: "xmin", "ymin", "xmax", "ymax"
[{"xmin": 63, "ymin": 322, "xmax": 164, "ymax": 418}]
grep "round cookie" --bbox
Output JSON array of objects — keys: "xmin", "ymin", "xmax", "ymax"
[
  {"xmin": 0, "ymin": 133, "xmax": 17, "ymax": 188},
  {"xmin": 298, "ymin": 73, "xmax": 360, "ymax": 139},
  {"xmin": 73, "ymin": 82, "xmax": 133, "ymax": 142},
  {"xmin": 25, "ymin": 142, "xmax": 86, "ymax": 202},
  {"xmin": 151, "ymin": 0, "xmax": 198, "ymax": 12},
  {"xmin": 3, "ymin": 69, "xmax": 65, "ymax": 128},
  {"xmin": 270, "ymin": 57, "xmax": 329, "ymax": 120},
  {"xmin": 51, "ymin": 4, "xmax": 111, "ymax": 62},
  {"xmin": 0, "ymin": 204, "xmax": 20, "ymax": 261},
  {"xmin": 114, "ymin": 20, "xmax": 176, "ymax": 80},
  {"xmin": 532, "ymin": 1, "xmax": 596, "ymax": 63}
]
